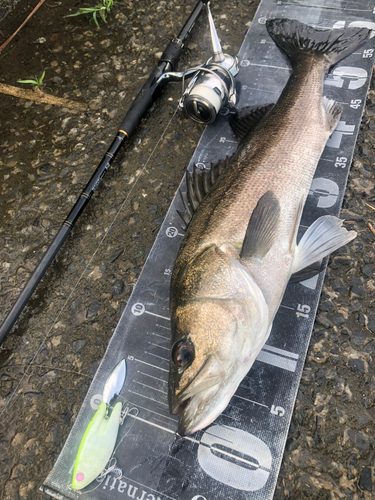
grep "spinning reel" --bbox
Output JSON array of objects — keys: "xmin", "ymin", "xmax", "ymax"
[{"xmin": 158, "ymin": 0, "xmax": 239, "ymax": 124}]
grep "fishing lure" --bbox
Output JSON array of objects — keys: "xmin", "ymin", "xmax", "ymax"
[{"xmin": 72, "ymin": 359, "xmax": 126, "ymax": 490}]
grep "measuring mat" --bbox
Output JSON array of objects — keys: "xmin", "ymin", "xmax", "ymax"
[{"xmin": 42, "ymin": 0, "xmax": 375, "ymax": 499}]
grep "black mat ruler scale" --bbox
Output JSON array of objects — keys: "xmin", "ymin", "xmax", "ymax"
[{"xmin": 42, "ymin": 1, "xmax": 375, "ymax": 499}]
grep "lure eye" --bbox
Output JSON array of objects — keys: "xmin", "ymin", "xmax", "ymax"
[{"xmin": 172, "ymin": 340, "xmax": 194, "ymax": 368}]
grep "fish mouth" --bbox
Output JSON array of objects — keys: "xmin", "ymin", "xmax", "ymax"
[{"xmin": 170, "ymin": 354, "xmax": 226, "ymax": 435}]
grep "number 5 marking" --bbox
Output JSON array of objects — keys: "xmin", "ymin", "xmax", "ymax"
[{"xmin": 270, "ymin": 405, "xmax": 285, "ymax": 417}]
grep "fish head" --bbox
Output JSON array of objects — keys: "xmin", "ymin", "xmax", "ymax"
[{"xmin": 169, "ymin": 255, "xmax": 268, "ymax": 435}]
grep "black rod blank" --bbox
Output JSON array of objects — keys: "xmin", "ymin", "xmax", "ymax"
[{"xmin": 0, "ymin": 0, "xmax": 205, "ymax": 345}]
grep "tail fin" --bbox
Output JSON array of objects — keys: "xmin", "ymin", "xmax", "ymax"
[{"xmin": 266, "ymin": 19, "xmax": 371, "ymax": 68}]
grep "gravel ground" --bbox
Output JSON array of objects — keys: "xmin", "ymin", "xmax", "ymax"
[{"xmin": 0, "ymin": 0, "xmax": 374, "ymax": 499}]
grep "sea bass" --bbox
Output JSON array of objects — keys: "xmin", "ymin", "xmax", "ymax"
[{"xmin": 168, "ymin": 19, "xmax": 371, "ymax": 436}]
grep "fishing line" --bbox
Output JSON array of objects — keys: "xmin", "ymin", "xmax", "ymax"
[{"xmin": 0, "ymin": 105, "xmax": 180, "ymax": 418}]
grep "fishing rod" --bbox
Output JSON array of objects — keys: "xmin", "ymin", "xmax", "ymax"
[{"xmin": 0, "ymin": 0, "xmax": 239, "ymax": 345}]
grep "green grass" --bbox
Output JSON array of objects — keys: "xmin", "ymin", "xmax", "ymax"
[
  {"xmin": 17, "ymin": 71, "xmax": 46, "ymax": 90},
  {"xmin": 65, "ymin": 0, "xmax": 115, "ymax": 28}
]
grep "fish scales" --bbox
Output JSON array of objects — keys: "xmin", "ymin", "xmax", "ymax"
[{"xmin": 168, "ymin": 18, "xmax": 371, "ymax": 436}]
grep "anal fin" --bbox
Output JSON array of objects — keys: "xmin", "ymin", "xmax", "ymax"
[{"xmin": 291, "ymin": 215, "xmax": 356, "ymax": 275}]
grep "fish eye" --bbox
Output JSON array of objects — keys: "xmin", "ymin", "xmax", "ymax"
[{"xmin": 172, "ymin": 340, "xmax": 194, "ymax": 368}]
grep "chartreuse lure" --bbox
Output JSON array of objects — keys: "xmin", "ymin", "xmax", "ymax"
[{"xmin": 72, "ymin": 359, "xmax": 126, "ymax": 490}]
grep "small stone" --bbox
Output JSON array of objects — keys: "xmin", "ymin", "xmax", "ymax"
[
  {"xmin": 87, "ymin": 299, "xmax": 101, "ymax": 318},
  {"xmin": 88, "ymin": 97, "xmax": 102, "ymax": 110},
  {"xmin": 52, "ymin": 76, "xmax": 63, "ymax": 85},
  {"xmin": 328, "ymin": 461, "xmax": 345, "ymax": 479},
  {"xmin": 319, "ymin": 301, "xmax": 332, "ymax": 312},
  {"xmin": 112, "ymin": 280, "xmax": 124, "ymax": 296},
  {"xmin": 118, "ymin": 259, "xmax": 133, "ymax": 272},
  {"xmin": 358, "ymin": 312, "xmax": 367, "ymax": 326},
  {"xmin": 33, "ymin": 37, "xmax": 46, "ymax": 44},
  {"xmin": 298, "ymin": 473, "xmax": 319, "ymax": 497},
  {"xmin": 67, "ymin": 262, "xmax": 76, "ymax": 274},
  {"xmin": 367, "ymin": 315, "xmax": 375, "ymax": 333},
  {"xmin": 359, "ymin": 467, "xmax": 373, "ymax": 492},
  {"xmin": 73, "ymin": 310, "xmax": 87, "ymax": 326},
  {"xmin": 11, "ymin": 433, "xmax": 25, "ymax": 447},
  {"xmin": 11, "ymin": 464, "xmax": 26, "ymax": 479},
  {"xmin": 350, "ymin": 330, "xmax": 367, "ymax": 346},
  {"xmin": 331, "ymin": 279, "xmax": 344, "ymax": 292},
  {"xmin": 316, "ymin": 313, "xmax": 332, "ymax": 328},
  {"xmin": 290, "ymin": 448, "xmax": 319, "ymax": 469},
  {"xmin": 362, "ymin": 264, "xmax": 373, "ymax": 278},
  {"xmin": 332, "ymin": 312, "xmax": 345, "ymax": 325},
  {"xmin": 346, "ymin": 429, "xmax": 371, "ymax": 453},
  {"xmin": 40, "ymin": 370, "xmax": 58, "ymax": 385},
  {"xmin": 72, "ymin": 340, "xmax": 86, "ymax": 352},
  {"xmin": 357, "ymin": 412, "xmax": 372, "ymax": 427},
  {"xmin": 348, "ymin": 358, "xmax": 366, "ymax": 374},
  {"xmin": 39, "ymin": 163, "xmax": 51, "ymax": 172},
  {"xmin": 351, "ymin": 277, "xmax": 365, "ymax": 296}
]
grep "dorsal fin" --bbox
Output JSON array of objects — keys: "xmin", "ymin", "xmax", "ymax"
[
  {"xmin": 177, "ymin": 155, "xmax": 233, "ymax": 228},
  {"xmin": 229, "ymin": 104, "xmax": 274, "ymax": 140}
]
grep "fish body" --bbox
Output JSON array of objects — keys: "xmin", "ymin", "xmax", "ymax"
[{"xmin": 169, "ymin": 19, "xmax": 371, "ymax": 436}]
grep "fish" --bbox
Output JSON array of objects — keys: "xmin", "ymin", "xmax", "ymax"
[{"xmin": 168, "ymin": 18, "xmax": 371, "ymax": 436}]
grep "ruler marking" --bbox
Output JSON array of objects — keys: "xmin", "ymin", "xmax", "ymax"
[
  {"xmin": 145, "ymin": 310, "xmax": 170, "ymax": 321},
  {"xmin": 129, "ymin": 414, "xmax": 270, "ymax": 471},
  {"xmin": 242, "ymin": 86, "xmax": 282, "ymax": 94},
  {"xmin": 129, "ymin": 413, "xmax": 270, "ymax": 471},
  {"xmin": 257, "ymin": 350, "xmax": 297, "ymax": 372},
  {"xmin": 129, "ymin": 390, "xmax": 169, "ymax": 407},
  {"xmin": 233, "ymin": 394, "xmax": 269, "ymax": 408},
  {"xmin": 221, "ymin": 412, "xmax": 241, "ymax": 422},
  {"xmin": 148, "ymin": 341, "xmax": 170, "ymax": 351},
  {"xmin": 279, "ymin": 304, "xmax": 294, "ymax": 311},
  {"xmin": 145, "ymin": 351, "xmax": 169, "ymax": 362},
  {"xmin": 134, "ymin": 358, "xmax": 168, "ymax": 372},
  {"xmin": 131, "ymin": 401, "xmax": 178, "ymax": 422},
  {"xmin": 135, "ymin": 380, "xmax": 168, "ymax": 395},
  {"xmin": 263, "ymin": 344, "xmax": 299, "ymax": 360},
  {"xmin": 248, "ymin": 62, "xmax": 291, "ymax": 71},
  {"xmin": 151, "ymin": 331, "xmax": 170, "ymax": 340},
  {"xmin": 137, "ymin": 370, "xmax": 167, "ymax": 383},
  {"xmin": 156, "ymin": 323, "xmax": 171, "ymax": 331}
]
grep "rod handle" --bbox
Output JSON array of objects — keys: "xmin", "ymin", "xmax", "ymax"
[{"xmin": 119, "ymin": 40, "xmax": 183, "ymax": 137}]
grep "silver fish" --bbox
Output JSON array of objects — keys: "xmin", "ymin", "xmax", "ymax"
[{"xmin": 168, "ymin": 19, "xmax": 371, "ymax": 436}]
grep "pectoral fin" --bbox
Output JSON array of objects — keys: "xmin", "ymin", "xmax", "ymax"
[
  {"xmin": 241, "ymin": 191, "xmax": 280, "ymax": 260},
  {"xmin": 291, "ymin": 215, "xmax": 356, "ymax": 276}
]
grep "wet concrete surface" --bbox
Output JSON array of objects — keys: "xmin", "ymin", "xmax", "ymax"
[{"xmin": 0, "ymin": 0, "xmax": 374, "ymax": 499}]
